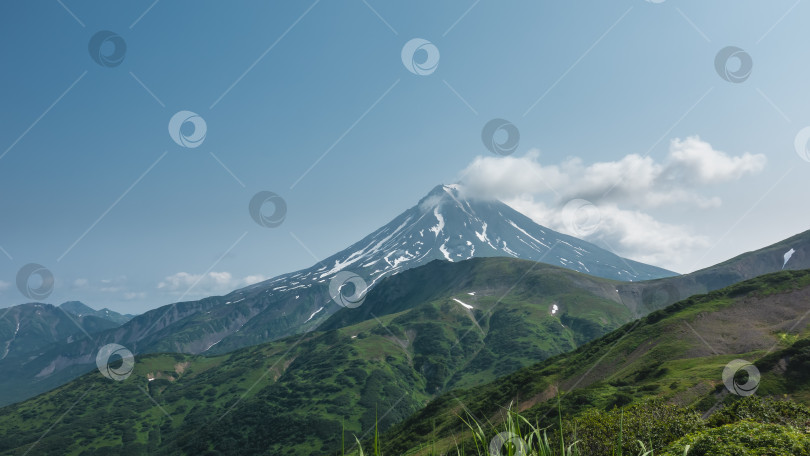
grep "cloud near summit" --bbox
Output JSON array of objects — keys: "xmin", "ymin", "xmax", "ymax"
[{"xmin": 457, "ymin": 136, "xmax": 766, "ymax": 271}]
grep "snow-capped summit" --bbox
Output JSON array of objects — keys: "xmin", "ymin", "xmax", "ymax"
[
  {"xmin": 216, "ymin": 185, "xmax": 674, "ymax": 334},
  {"xmin": 257, "ymin": 184, "xmax": 674, "ymax": 291}
]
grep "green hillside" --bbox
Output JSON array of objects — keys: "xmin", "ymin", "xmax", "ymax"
[
  {"xmin": 382, "ymin": 269, "xmax": 810, "ymax": 455},
  {"xmin": 0, "ymin": 258, "xmax": 633, "ymax": 456},
  {"xmin": 5, "ymin": 262, "xmax": 810, "ymax": 455}
]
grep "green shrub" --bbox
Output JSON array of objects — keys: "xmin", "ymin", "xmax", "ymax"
[
  {"xmin": 664, "ymin": 421, "xmax": 810, "ymax": 456},
  {"xmin": 567, "ymin": 399, "xmax": 704, "ymax": 455},
  {"xmin": 708, "ymin": 396, "xmax": 810, "ymax": 429}
]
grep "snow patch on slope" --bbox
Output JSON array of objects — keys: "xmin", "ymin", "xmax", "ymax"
[
  {"xmin": 475, "ymin": 222, "xmax": 488, "ymax": 243},
  {"xmin": 783, "ymin": 248, "xmax": 796, "ymax": 269},
  {"xmin": 429, "ymin": 207, "xmax": 445, "ymax": 237},
  {"xmin": 501, "ymin": 241, "xmax": 519, "ymax": 257},
  {"xmin": 320, "ymin": 218, "xmax": 412, "ymax": 278},
  {"xmin": 305, "ymin": 306, "xmax": 325, "ymax": 323},
  {"xmin": 439, "ymin": 239, "xmax": 454, "ymax": 262},
  {"xmin": 507, "ymin": 220, "xmax": 549, "ymax": 249}
]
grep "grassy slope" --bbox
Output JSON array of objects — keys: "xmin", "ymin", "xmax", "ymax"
[
  {"xmin": 0, "ymin": 258, "xmax": 633, "ymax": 456},
  {"xmin": 381, "ymin": 269, "xmax": 810, "ymax": 455}
]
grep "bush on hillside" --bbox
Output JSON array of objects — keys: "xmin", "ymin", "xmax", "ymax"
[
  {"xmin": 664, "ymin": 421, "xmax": 810, "ymax": 456},
  {"xmin": 562, "ymin": 399, "xmax": 705, "ymax": 455},
  {"xmin": 708, "ymin": 396, "xmax": 810, "ymax": 429}
]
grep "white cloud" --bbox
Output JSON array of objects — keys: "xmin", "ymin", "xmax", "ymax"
[
  {"xmin": 457, "ymin": 136, "xmax": 766, "ymax": 270},
  {"xmin": 506, "ymin": 198, "xmax": 710, "ymax": 266},
  {"xmin": 242, "ymin": 275, "xmax": 268, "ymax": 286},
  {"xmin": 668, "ymin": 137, "xmax": 767, "ymax": 182},
  {"xmin": 100, "ymin": 276, "xmax": 127, "ymax": 285},
  {"xmin": 457, "ymin": 149, "xmax": 568, "ymax": 200},
  {"xmin": 97, "ymin": 276, "xmax": 128, "ymax": 294},
  {"xmin": 0, "ymin": 280, "xmax": 9, "ymax": 292},
  {"xmin": 460, "ymin": 137, "xmax": 764, "ymax": 210},
  {"xmin": 73, "ymin": 278, "xmax": 89, "ymax": 287},
  {"xmin": 158, "ymin": 271, "xmax": 267, "ymax": 296},
  {"xmin": 158, "ymin": 272, "xmax": 230, "ymax": 291}
]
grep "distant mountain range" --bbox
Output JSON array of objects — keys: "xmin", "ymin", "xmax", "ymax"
[
  {"xmin": 59, "ymin": 301, "xmax": 134, "ymax": 326},
  {"xmin": 3, "ymin": 260, "xmax": 810, "ymax": 454},
  {"xmin": 0, "ymin": 301, "xmax": 131, "ymax": 362},
  {"xmin": 0, "ymin": 257, "xmax": 638, "ymax": 455},
  {"xmin": 0, "ymin": 301, "xmax": 132, "ymax": 402},
  {"xmin": 0, "ymin": 184, "xmax": 677, "ymax": 406},
  {"xmin": 0, "ymin": 179, "xmax": 809, "ymax": 453},
  {"xmin": 0, "ymin": 184, "xmax": 807, "ymax": 414}
]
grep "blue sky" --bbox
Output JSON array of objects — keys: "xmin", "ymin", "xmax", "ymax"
[{"xmin": 1, "ymin": 0, "xmax": 809, "ymax": 314}]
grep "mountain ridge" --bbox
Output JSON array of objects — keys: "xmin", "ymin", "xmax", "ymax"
[
  {"xmin": 2, "ymin": 187, "xmax": 807, "ymax": 410},
  {"xmin": 4, "ymin": 264, "xmax": 810, "ymax": 455},
  {"xmin": 0, "ymin": 256, "xmax": 642, "ymax": 455},
  {"xmin": 58, "ymin": 301, "xmax": 134, "ymax": 326},
  {"xmin": 0, "ymin": 184, "xmax": 677, "ymax": 406}
]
